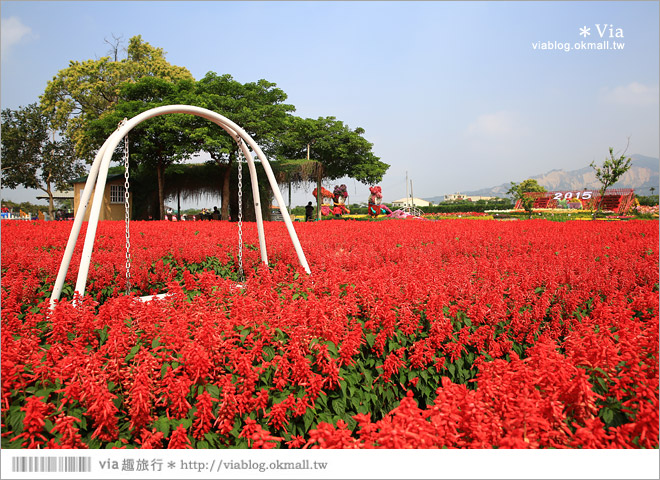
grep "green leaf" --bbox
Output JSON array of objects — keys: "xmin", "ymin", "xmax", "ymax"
[
  {"xmin": 7, "ymin": 406, "xmax": 25, "ymax": 433},
  {"xmin": 204, "ymin": 432, "xmax": 219, "ymax": 448},
  {"xmin": 125, "ymin": 344, "xmax": 141, "ymax": 362},
  {"xmin": 262, "ymin": 345, "xmax": 275, "ymax": 360},
  {"xmin": 303, "ymin": 408, "xmax": 316, "ymax": 432},
  {"xmin": 316, "ymin": 394, "xmax": 328, "ymax": 409},
  {"xmin": 363, "ymin": 370, "xmax": 373, "ymax": 385},
  {"xmin": 356, "ymin": 403, "xmax": 370, "ymax": 415},
  {"xmin": 98, "ymin": 326, "xmax": 109, "ymax": 345},
  {"xmin": 44, "ymin": 418, "xmax": 55, "ymax": 433},
  {"xmin": 332, "ymin": 397, "xmax": 346, "ymax": 416},
  {"xmin": 326, "ymin": 341, "xmax": 338, "ymax": 357},
  {"xmin": 206, "ymin": 384, "xmax": 220, "ymax": 399},
  {"xmin": 601, "ymin": 407, "xmax": 614, "ymax": 425},
  {"xmin": 345, "ymin": 416, "xmax": 357, "ymax": 431},
  {"xmin": 153, "ymin": 416, "xmax": 171, "ymax": 437},
  {"xmin": 177, "ymin": 418, "xmax": 192, "ymax": 429}
]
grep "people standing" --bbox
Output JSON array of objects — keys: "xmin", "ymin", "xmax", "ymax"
[{"xmin": 305, "ymin": 202, "xmax": 314, "ymax": 222}]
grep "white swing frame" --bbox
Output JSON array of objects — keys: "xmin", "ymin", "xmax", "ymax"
[{"xmin": 50, "ymin": 105, "xmax": 311, "ymax": 306}]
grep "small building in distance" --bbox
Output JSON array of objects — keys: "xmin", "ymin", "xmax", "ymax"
[
  {"xmin": 36, "ymin": 189, "xmax": 75, "ymax": 203},
  {"xmin": 391, "ymin": 197, "xmax": 432, "ymax": 208},
  {"xmin": 444, "ymin": 192, "xmax": 497, "ymax": 202},
  {"xmin": 72, "ymin": 173, "xmax": 132, "ymax": 221}
]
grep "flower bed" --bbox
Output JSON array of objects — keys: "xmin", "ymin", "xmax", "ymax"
[
  {"xmin": 423, "ymin": 212, "xmax": 492, "ymax": 220},
  {"xmin": 1, "ymin": 219, "xmax": 658, "ymax": 449},
  {"xmin": 634, "ymin": 205, "xmax": 660, "ymax": 217}
]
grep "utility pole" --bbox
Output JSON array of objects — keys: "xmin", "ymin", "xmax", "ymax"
[
  {"xmin": 410, "ymin": 179, "xmax": 415, "ymax": 209},
  {"xmin": 405, "ymin": 171, "xmax": 409, "ymax": 209}
]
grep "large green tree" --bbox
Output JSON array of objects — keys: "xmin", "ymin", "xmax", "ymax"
[
  {"xmin": 277, "ymin": 116, "xmax": 388, "ymax": 219},
  {"xmin": 507, "ymin": 178, "xmax": 547, "ymax": 213},
  {"xmin": 1, "ymin": 103, "xmax": 86, "ymax": 218},
  {"xmin": 41, "ymin": 35, "xmax": 193, "ymax": 159},
  {"xmin": 188, "ymin": 72, "xmax": 294, "ymax": 220},
  {"xmin": 85, "ymin": 77, "xmax": 197, "ymax": 219}
]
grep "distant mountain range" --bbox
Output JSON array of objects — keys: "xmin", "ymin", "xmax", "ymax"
[{"xmin": 425, "ymin": 154, "xmax": 659, "ymax": 202}]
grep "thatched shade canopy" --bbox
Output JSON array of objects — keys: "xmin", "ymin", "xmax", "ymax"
[
  {"xmin": 162, "ymin": 162, "xmax": 225, "ymax": 203},
  {"xmin": 272, "ymin": 159, "xmax": 322, "ymax": 187},
  {"xmin": 131, "ymin": 161, "xmax": 275, "ymax": 221},
  {"xmin": 133, "ymin": 159, "xmax": 328, "ymax": 219}
]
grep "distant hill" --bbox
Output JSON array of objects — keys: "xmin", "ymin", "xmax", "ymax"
[{"xmin": 425, "ymin": 154, "xmax": 659, "ymax": 202}]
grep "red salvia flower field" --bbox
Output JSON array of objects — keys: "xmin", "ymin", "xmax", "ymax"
[{"xmin": 1, "ymin": 218, "xmax": 658, "ymax": 449}]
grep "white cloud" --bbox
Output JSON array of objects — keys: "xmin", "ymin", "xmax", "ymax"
[
  {"xmin": 462, "ymin": 110, "xmax": 534, "ymax": 168},
  {"xmin": 600, "ymin": 82, "xmax": 659, "ymax": 107},
  {"xmin": 1, "ymin": 16, "xmax": 32, "ymax": 58},
  {"xmin": 466, "ymin": 110, "xmax": 527, "ymax": 138}
]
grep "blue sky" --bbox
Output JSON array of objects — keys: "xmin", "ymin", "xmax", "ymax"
[{"xmin": 1, "ymin": 1, "xmax": 658, "ymax": 208}]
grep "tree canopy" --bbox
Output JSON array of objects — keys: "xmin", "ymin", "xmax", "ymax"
[
  {"xmin": 276, "ymin": 116, "xmax": 388, "ymax": 219},
  {"xmin": 40, "ymin": 35, "xmax": 193, "ymax": 159},
  {"xmin": 278, "ymin": 116, "xmax": 387, "ymax": 184},
  {"xmin": 507, "ymin": 178, "xmax": 546, "ymax": 212},
  {"xmin": 9, "ymin": 35, "xmax": 388, "ymax": 220},
  {"xmin": 84, "ymin": 72, "xmax": 295, "ymax": 220},
  {"xmin": 85, "ymin": 77, "xmax": 197, "ymax": 219},
  {"xmin": 187, "ymin": 72, "xmax": 295, "ymax": 219},
  {"xmin": 1, "ymin": 103, "xmax": 86, "ymax": 217}
]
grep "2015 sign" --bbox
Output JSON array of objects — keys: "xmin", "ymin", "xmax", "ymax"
[{"xmin": 552, "ymin": 191, "xmax": 593, "ymax": 200}]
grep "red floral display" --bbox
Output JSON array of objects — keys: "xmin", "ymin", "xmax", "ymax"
[{"xmin": 1, "ymin": 218, "xmax": 657, "ymax": 449}]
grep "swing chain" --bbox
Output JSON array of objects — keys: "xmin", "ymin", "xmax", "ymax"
[
  {"xmin": 237, "ymin": 147, "xmax": 244, "ymax": 282},
  {"xmin": 122, "ymin": 121, "xmax": 132, "ymax": 294}
]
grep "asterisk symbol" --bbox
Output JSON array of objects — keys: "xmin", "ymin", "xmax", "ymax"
[
  {"xmin": 167, "ymin": 461, "xmax": 176, "ymax": 469},
  {"xmin": 579, "ymin": 26, "xmax": 591, "ymax": 37}
]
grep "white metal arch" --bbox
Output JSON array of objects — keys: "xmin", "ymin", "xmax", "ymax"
[{"xmin": 50, "ymin": 105, "xmax": 310, "ymax": 305}]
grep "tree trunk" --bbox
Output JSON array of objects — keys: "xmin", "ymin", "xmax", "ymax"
[
  {"xmin": 592, "ymin": 184, "xmax": 609, "ymax": 220},
  {"xmin": 156, "ymin": 159, "xmax": 165, "ymax": 220},
  {"xmin": 316, "ymin": 168, "xmax": 322, "ymax": 221},
  {"xmin": 221, "ymin": 149, "xmax": 237, "ymax": 221},
  {"xmin": 45, "ymin": 173, "xmax": 54, "ymax": 219},
  {"xmin": 177, "ymin": 189, "xmax": 181, "ymax": 220},
  {"xmin": 221, "ymin": 158, "xmax": 232, "ymax": 221}
]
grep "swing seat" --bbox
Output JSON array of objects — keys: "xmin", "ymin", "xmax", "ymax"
[
  {"xmin": 137, "ymin": 282, "xmax": 244, "ymax": 302},
  {"xmin": 137, "ymin": 292, "xmax": 172, "ymax": 302}
]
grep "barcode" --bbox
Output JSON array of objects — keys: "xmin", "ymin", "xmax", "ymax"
[{"xmin": 11, "ymin": 456, "xmax": 92, "ymax": 473}]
